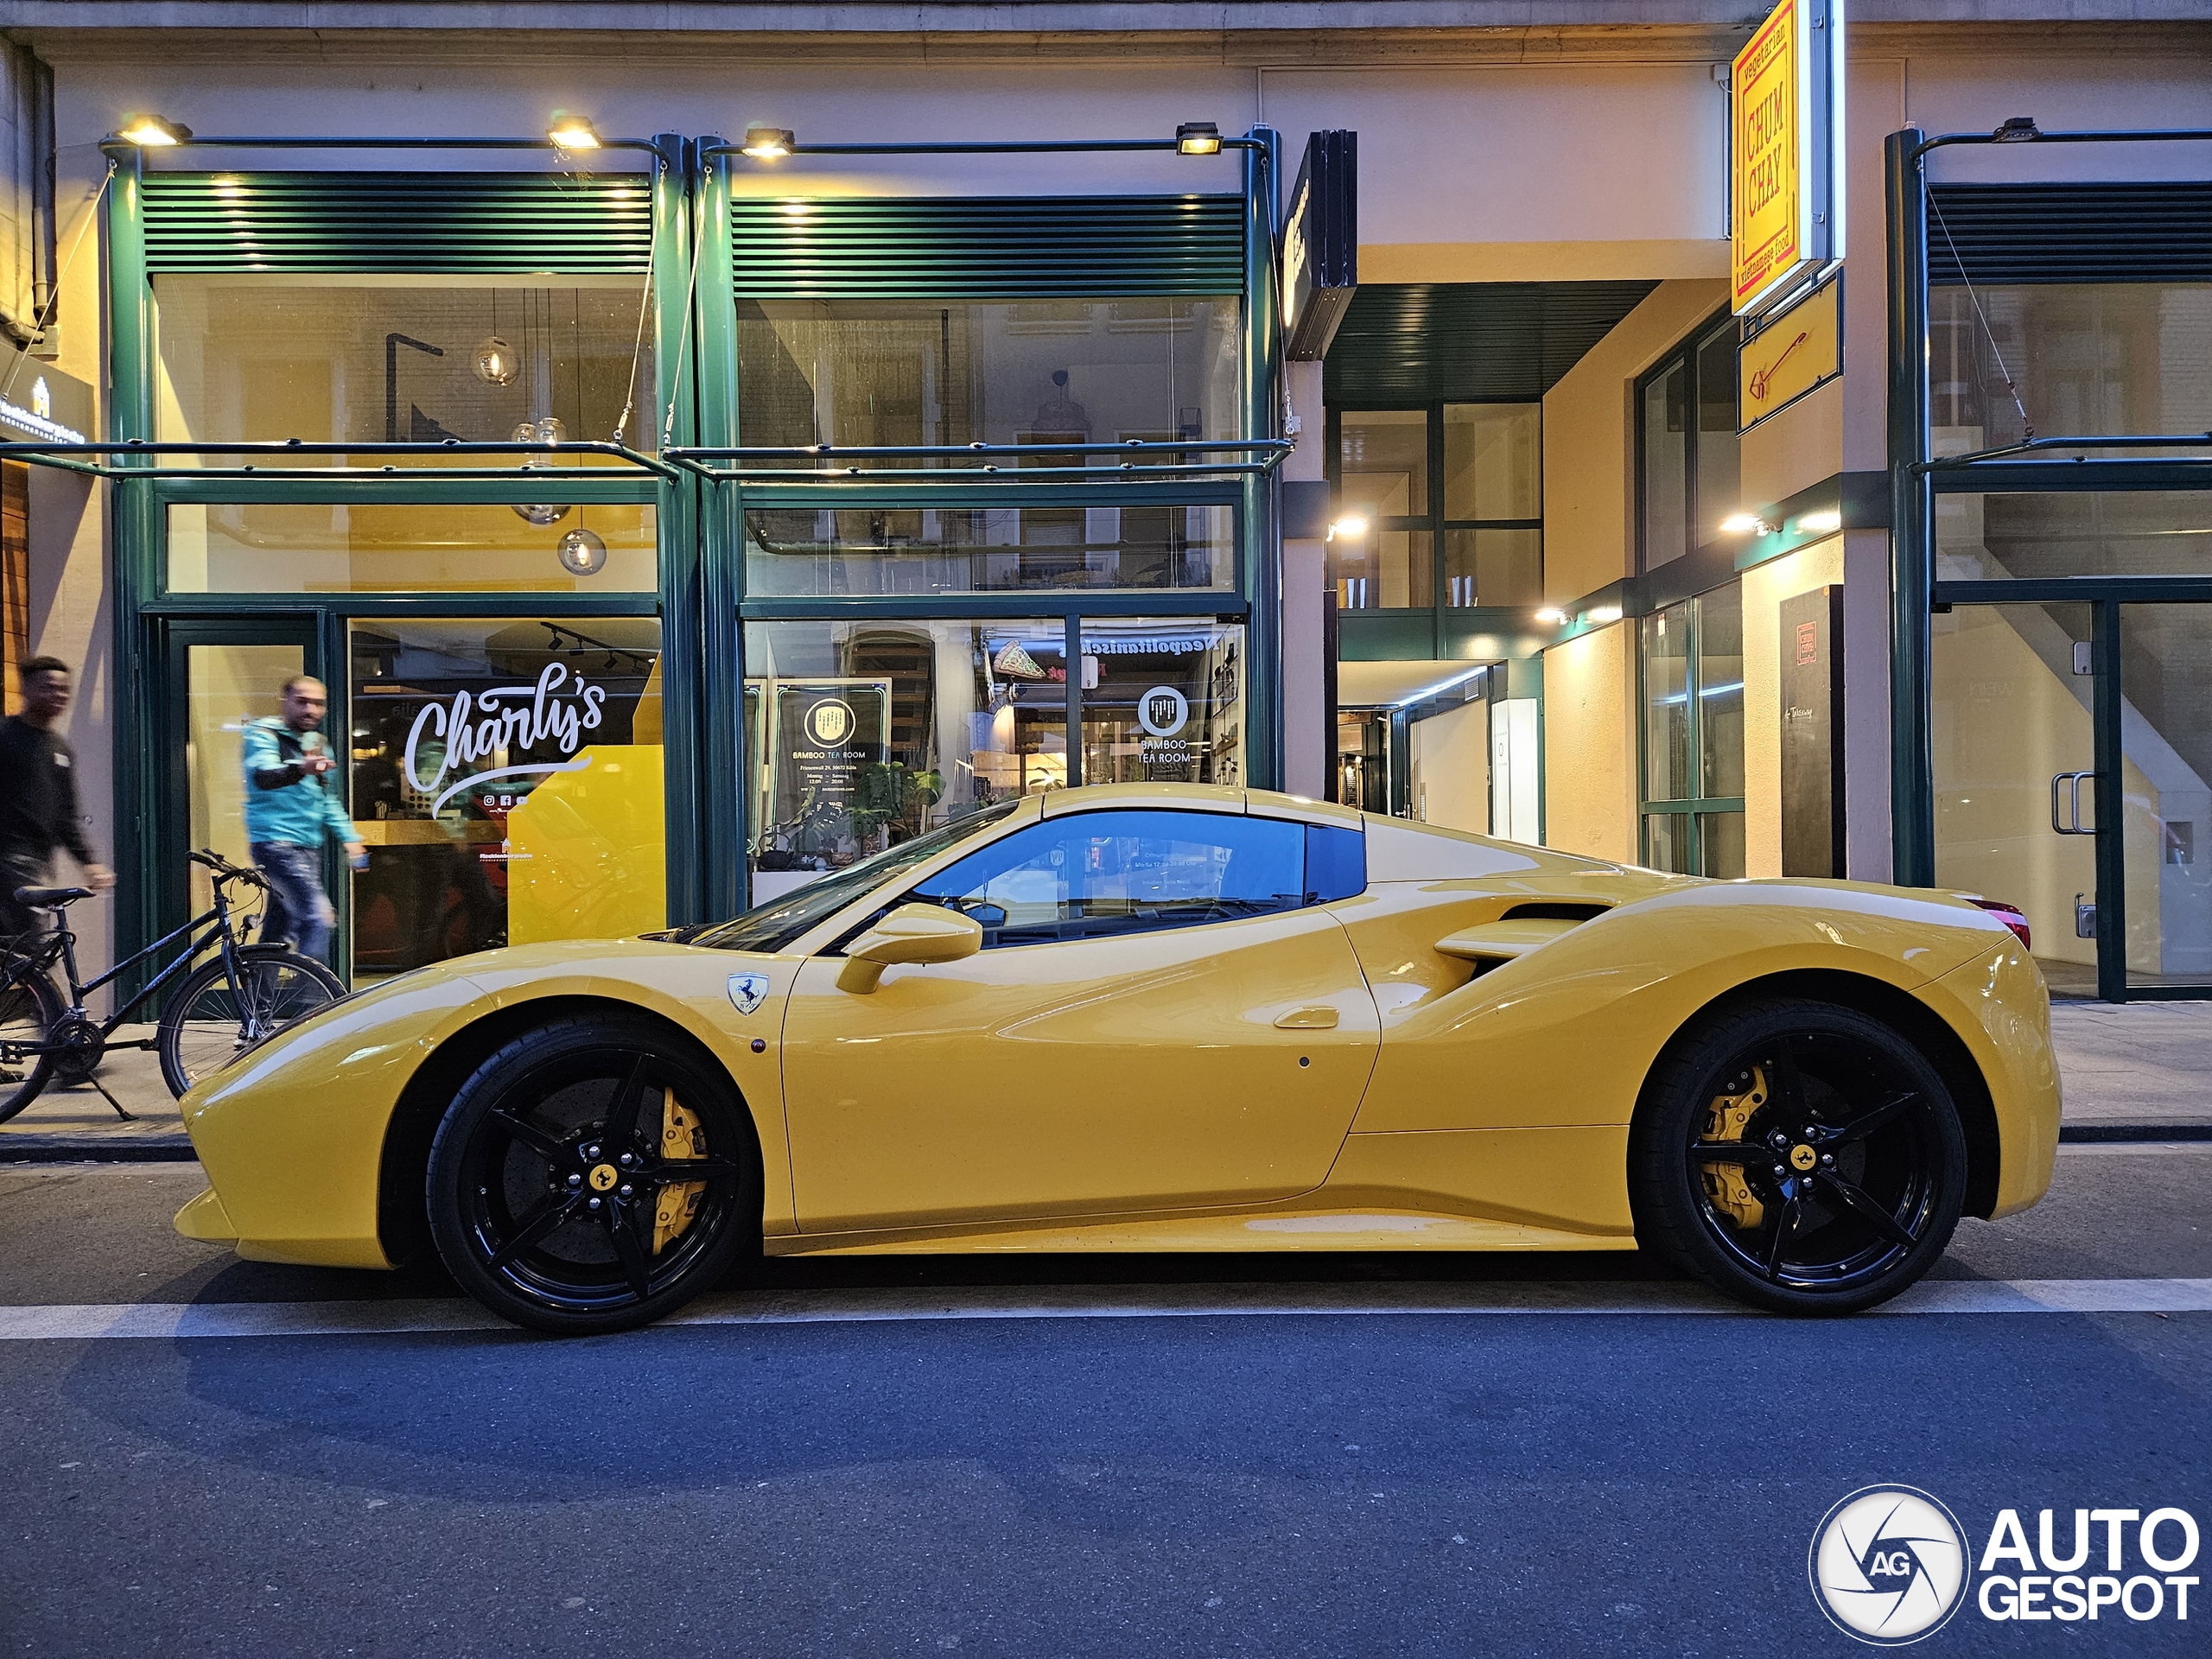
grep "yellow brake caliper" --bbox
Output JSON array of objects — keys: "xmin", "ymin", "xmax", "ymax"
[
  {"xmin": 1700, "ymin": 1067, "xmax": 1768, "ymax": 1231},
  {"xmin": 653, "ymin": 1093, "xmax": 708, "ymax": 1254}
]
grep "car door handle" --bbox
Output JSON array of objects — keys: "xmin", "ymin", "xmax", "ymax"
[{"xmin": 1274, "ymin": 1007, "xmax": 1339, "ymax": 1029}]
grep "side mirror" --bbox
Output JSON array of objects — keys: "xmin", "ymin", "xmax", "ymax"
[{"xmin": 836, "ymin": 903, "xmax": 984, "ymax": 994}]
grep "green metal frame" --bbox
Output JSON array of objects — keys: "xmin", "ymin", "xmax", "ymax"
[
  {"xmin": 1635, "ymin": 588, "xmax": 1746, "ymax": 875},
  {"xmin": 1886, "ymin": 119, "xmax": 2212, "ymax": 1000},
  {"xmin": 86, "ymin": 124, "xmax": 1286, "ymax": 961}
]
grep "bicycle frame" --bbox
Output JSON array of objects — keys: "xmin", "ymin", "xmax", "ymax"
[{"xmin": 3, "ymin": 872, "xmax": 260, "ymax": 1052}]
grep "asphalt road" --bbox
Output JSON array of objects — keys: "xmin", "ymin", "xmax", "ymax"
[{"xmin": 0, "ymin": 1149, "xmax": 2206, "ymax": 1657}]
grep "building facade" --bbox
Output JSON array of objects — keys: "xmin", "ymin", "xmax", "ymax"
[{"xmin": 1, "ymin": 1, "xmax": 2206, "ymax": 1000}]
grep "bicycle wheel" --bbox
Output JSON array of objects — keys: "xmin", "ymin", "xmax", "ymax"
[
  {"xmin": 0, "ymin": 964, "xmax": 63, "ymax": 1124},
  {"xmin": 157, "ymin": 946, "xmax": 345, "ymax": 1098}
]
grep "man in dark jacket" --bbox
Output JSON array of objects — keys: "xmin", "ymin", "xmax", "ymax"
[{"xmin": 0, "ymin": 657, "xmax": 112, "ymax": 942}]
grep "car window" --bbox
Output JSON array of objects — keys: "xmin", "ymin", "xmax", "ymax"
[
  {"xmin": 684, "ymin": 801, "xmax": 1019, "ymax": 953},
  {"xmin": 906, "ymin": 809, "xmax": 1363, "ymax": 948}
]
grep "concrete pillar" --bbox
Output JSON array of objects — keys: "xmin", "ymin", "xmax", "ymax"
[{"xmin": 1280, "ymin": 358, "xmax": 1327, "ymax": 798}]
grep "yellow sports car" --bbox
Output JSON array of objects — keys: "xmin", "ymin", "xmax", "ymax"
[{"xmin": 174, "ymin": 783, "xmax": 2058, "ymax": 1333}]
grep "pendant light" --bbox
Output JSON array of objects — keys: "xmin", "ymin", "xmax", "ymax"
[
  {"xmin": 514, "ymin": 412, "xmax": 570, "ymax": 526},
  {"xmin": 556, "ymin": 527, "xmax": 607, "ymax": 576}
]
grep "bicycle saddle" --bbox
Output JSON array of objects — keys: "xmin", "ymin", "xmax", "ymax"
[{"xmin": 14, "ymin": 887, "xmax": 92, "ymax": 907}]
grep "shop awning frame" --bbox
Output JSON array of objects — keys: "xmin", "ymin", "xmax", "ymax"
[
  {"xmin": 664, "ymin": 436, "xmax": 1291, "ymax": 485},
  {"xmin": 0, "ymin": 438, "xmax": 681, "ymax": 482}
]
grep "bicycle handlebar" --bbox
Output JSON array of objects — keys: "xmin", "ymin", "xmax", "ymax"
[{"xmin": 188, "ymin": 849, "xmax": 267, "ymax": 888}]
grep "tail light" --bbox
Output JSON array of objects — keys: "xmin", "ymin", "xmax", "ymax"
[{"xmin": 1969, "ymin": 898, "xmax": 2031, "ymax": 952}]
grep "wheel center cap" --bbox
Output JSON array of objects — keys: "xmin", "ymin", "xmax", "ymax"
[
  {"xmin": 588, "ymin": 1164, "xmax": 619, "ymax": 1192},
  {"xmin": 1789, "ymin": 1144, "xmax": 1817, "ymax": 1172}
]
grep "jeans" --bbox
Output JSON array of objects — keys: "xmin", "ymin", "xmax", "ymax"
[{"xmin": 251, "ymin": 842, "xmax": 334, "ymax": 963}]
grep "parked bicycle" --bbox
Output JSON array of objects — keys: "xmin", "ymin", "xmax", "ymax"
[{"xmin": 0, "ymin": 849, "xmax": 344, "ymax": 1122}]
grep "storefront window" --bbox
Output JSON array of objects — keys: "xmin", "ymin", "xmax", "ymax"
[
  {"xmin": 1639, "ymin": 583, "xmax": 1744, "ymax": 877},
  {"xmin": 1936, "ymin": 491, "xmax": 2212, "ymax": 582},
  {"xmin": 1079, "ymin": 619, "xmax": 1245, "ymax": 788},
  {"xmin": 153, "ymin": 276, "xmax": 652, "ymax": 459},
  {"xmin": 348, "ymin": 618, "xmax": 665, "ymax": 977},
  {"xmin": 736, "ymin": 298, "xmax": 1240, "ymax": 457},
  {"xmin": 168, "ymin": 501, "xmax": 657, "ymax": 594},
  {"xmin": 1638, "ymin": 315, "xmax": 1739, "ymax": 569},
  {"xmin": 742, "ymin": 619, "xmax": 1067, "ymax": 900},
  {"xmin": 742, "ymin": 504, "xmax": 1233, "ymax": 598},
  {"xmin": 1332, "ymin": 404, "xmax": 1541, "ymax": 609}
]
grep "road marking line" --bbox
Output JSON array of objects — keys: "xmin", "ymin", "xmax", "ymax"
[{"xmin": 0, "ymin": 1278, "xmax": 2207, "ymax": 1340}]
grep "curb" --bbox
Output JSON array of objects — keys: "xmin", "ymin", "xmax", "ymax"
[
  {"xmin": 0, "ymin": 1141, "xmax": 198, "ymax": 1164},
  {"xmin": 2057, "ymin": 1122, "xmax": 2212, "ymax": 1144}
]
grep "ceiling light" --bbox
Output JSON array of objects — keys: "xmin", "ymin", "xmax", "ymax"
[
  {"xmin": 741, "ymin": 127, "xmax": 795, "ymax": 160},
  {"xmin": 1534, "ymin": 607, "xmax": 1569, "ymax": 625},
  {"xmin": 1589, "ymin": 606, "xmax": 1624, "ymax": 624},
  {"xmin": 1797, "ymin": 509, "xmax": 1842, "ymax": 534},
  {"xmin": 1719, "ymin": 512, "xmax": 1777, "ymax": 536},
  {"xmin": 547, "ymin": 115, "xmax": 602, "ymax": 150},
  {"xmin": 1328, "ymin": 514, "xmax": 1369, "ymax": 541},
  {"xmin": 1176, "ymin": 121, "xmax": 1223, "ymax": 156},
  {"xmin": 118, "ymin": 114, "xmax": 191, "ymax": 146}
]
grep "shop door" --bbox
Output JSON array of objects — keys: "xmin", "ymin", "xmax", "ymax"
[
  {"xmin": 155, "ymin": 619, "xmax": 335, "ymax": 972},
  {"xmin": 1932, "ymin": 601, "xmax": 2212, "ymax": 1001}
]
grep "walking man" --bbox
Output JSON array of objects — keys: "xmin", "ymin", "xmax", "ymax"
[
  {"xmin": 0, "ymin": 656, "xmax": 112, "ymax": 941},
  {"xmin": 245, "ymin": 675, "xmax": 365, "ymax": 964}
]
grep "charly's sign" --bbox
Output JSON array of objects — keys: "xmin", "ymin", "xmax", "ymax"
[{"xmin": 404, "ymin": 661, "xmax": 610, "ymax": 814}]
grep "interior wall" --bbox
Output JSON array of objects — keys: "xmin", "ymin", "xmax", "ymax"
[
  {"xmin": 1540, "ymin": 279, "xmax": 1729, "ymax": 608},
  {"xmin": 1741, "ymin": 535, "xmax": 1847, "ymax": 880},
  {"xmin": 1541, "ymin": 621, "xmax": 1633, "ymax": 863},
  {"xmin": 1407, "ymin": 697, "xmax": 1488, "ymax": 835}
]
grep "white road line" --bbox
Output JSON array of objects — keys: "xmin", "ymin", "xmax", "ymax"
[{"xmin": 0, "ymin": 1278, "xmax": 2207, "ymax": 1341}]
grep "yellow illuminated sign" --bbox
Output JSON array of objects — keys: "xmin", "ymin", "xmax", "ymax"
[
  {"xmin": 1732, "ymin": 0, "xmax": 1839, "ymax": 316},
  {"xmin": 1738, "ymin": 277, "xmax": 1840, "ymax": 430}
]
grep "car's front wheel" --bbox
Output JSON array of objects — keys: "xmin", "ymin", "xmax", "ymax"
[
  {"xmin": 1629, "ymin": 998, "xmax": 1967, "ymax": 1314},
  {"xmin": 425, "ymin": 1015, "xmax": 760, "ymax": 1335}
]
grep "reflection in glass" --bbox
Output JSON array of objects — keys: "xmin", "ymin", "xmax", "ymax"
[
  {"xmin": 1330, "ymin": 530, "xmax": 1432, "ymax": 611},
  {"xmin": 1695, "ymin": 321, "xmax": 1741, "ymax": 538},
  {"xmin": 1080, "ymin": 619, "xmax": 1245, "ymax": 789},
  {"xmin": 736, "ymin": 298, "xmax": 1239, "ymax": 458},
  {"xmin": 2117, "ymin": 606, "xmax": 2212, "ymax": 987},
  {"xmin": 167, "ymin": 501, "xmax": 656, "ymax": 594},
  {"xmin": 1337, "ymin": 410, "xmax": 1427, "ymax": 523},
  {"xmin": 185, "ymin": 644, "xmax": 305, "ymax": 925},
  {"xmin": 1697, "ymin": 583, "xmax": 1745, "ymax": 801},
  {"xmin": 154, "ymin": 276, "xmax": 652, "ymax": 457},
  {"xmin": 1936, "ymin": 492, "xmax": 2212, "ymax": 582},
  {"xmin": 1444, "ymin": 528, "xmax": 1541, "ymax": 608},
  {"xmin": 349, "ymin": 618, "xmax": 666, "ymax": 977},
  {"xmin": 1643, "ymin": 603, "xmax": 1691, "ymax": 803},
  {"xmin": 1642, "ymin": 365, "xmax": 1688, "ymax": 569},
  {"xmin": 1698, "ymin": 810, "xmax": 1745, "ymax": 880},
  {"xmin": 1643, "ymin": 812, "xmax": 1689, "ymax": 874},
  {"xmin": 742, "ymin": 505, "xmax": 1232, "ymax": 599},
  {"xmin": 1442, "ymin": 404, "xmax": 1540, "ymax": 520}
]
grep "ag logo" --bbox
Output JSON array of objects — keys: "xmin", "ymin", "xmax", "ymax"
[
  {"xmin": 30, "ymin": 377, "xmax": 50, "ymax": 420},
  {"xmin": 1137, "ymin": 685, "xmax": 1189, "ymax": 739},
  {"xmin": 726, "ymin": 973, "xmax": 769, "ymax": 1016},
  {"xmin": 1810, "ymin": 1486, "xmax": 1971, "ymax": 1645},
  {"xmin": 806, "ymin": 699, "xmax": 855, "ymax": 746}
]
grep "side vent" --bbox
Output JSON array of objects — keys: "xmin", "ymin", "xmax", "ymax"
[{"xmin": 1499, "ymin": 901, "xmax": 1611, "ymax": 923}]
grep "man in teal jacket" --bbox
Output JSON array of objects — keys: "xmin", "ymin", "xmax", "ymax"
[{"xmin": 244, "ymin": 675, "xmax": 365, "ymax": 963}]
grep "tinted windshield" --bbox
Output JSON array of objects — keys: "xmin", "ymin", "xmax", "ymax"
[{"xmin": 684, "ymin": 802, "xmax": 1019, "ymax": 954}]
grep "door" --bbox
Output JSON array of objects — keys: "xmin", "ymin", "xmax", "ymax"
[
  {"xmin": 779, "ymin": 807, "xmax": 1380, "ymax": 1231},
  {"xmin": 156, "ymin": 618, "xmax": 331, "ymax": 969},
  {"xmin": 1932, "ymin": 600, "xmax": 2212, "ymax": 1001}
]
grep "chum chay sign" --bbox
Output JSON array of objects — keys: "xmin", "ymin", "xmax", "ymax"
[{"xmin": 1731, "ymin": 0, "xmax": 1842, "ymax": 317}]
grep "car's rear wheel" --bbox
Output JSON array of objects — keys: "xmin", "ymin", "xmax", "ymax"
[
  {"xmin": 1629, "ymin": 999, "xmax": 1967, "ymax": 1314},
  {"xmin": 425, "ymin": 1015, "xmax": 760, "ymax": 1335}
]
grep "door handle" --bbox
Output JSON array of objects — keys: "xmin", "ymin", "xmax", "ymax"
[
  {"xmin": 1274, "ymin": 1006, "xmax": 1340, "ymax": 1029},
  {"xmin": 2050, "ymin": 771, "xmax": 2098, "ymax": 835}
]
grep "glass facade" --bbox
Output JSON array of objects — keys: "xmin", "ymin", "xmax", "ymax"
[
  {"xmin": 152, "ymin": 276, "xmax": 653, "ymax": 457},
  {"xmin": 1638, "ymin": 315, "xmax": 1740, "ymax": 569},
  {"xmin": 1936, "ymin": 491, "xmax": 2212, "ymax": 582},
  {"xmin": 1639, "ymin": 584, "xmax": 1745, "ymax": 877},
  {"xmin": 1330, "ymin": 404, "xmax": 1541, "ymax": 611},
  {"xmin": 736, "ymin": 298, "xmax": 1241, "ymax": 456}
]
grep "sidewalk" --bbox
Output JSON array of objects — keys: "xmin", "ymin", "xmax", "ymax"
[{"xmin": 0, "ymin": 1003, "xmax": 2203, "ymax": 1164}]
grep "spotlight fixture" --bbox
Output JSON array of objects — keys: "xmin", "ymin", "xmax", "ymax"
[
  {"xmin": 741, "ymin": 127, "xmax": 795, "ymax": 160},
  {"xmin": 1719, "ymin": 512, "xmax": 1778, "ymax": 536},
  {"xmin": 547, "ymin": 114, "xmax": 602, "ymax": 150},
  {"xmin": 1588, "ymin": 606, "xmax": 1624, "ymax": 625},
  {"xmin": 1175, "ymin": 121, "xmax": 1224, "ymax": 156},
  {"xmin": 118, "ymin": 114, "xmax": 191, "ymax": 146},
  {"xmin": 1992, "ymin": 116, "xmax": 2043, "ymax": 143},
  {"xmin": 1797, "ymin": 509, "xmax": 1842, "ymax": 534},
  {"xmin": 1327, "ymin": 514, "xmax": 1370, "ymax": 542},
  {"xmin": 1534, "ymin": 607, "xmax": 1569, "ymax": 625}
]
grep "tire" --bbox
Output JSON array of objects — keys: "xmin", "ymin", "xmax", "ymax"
[
  {"xmin": 425, "ymin": 1014, "xmax": 761, "ymax": 1336},
  {"xmin": 0, "ymin": 965, "xmax": 62, "ymax": 1124},
  {"xmin": 1628, "ymin": 998, "xmax": 1967, "ymax": 1315},
  {"xmin": 157, "ymin": 946, "xmax": 346, "ymax": 1098}
]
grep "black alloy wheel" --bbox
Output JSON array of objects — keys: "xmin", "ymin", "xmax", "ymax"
[
  {"xmin": 426, "ymin": 1015, "xmax": 760, "ymax": 1335},
  {"xmin": 1629, "ymin": 999, "xmax": 1967, "ymax": 1314}
]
